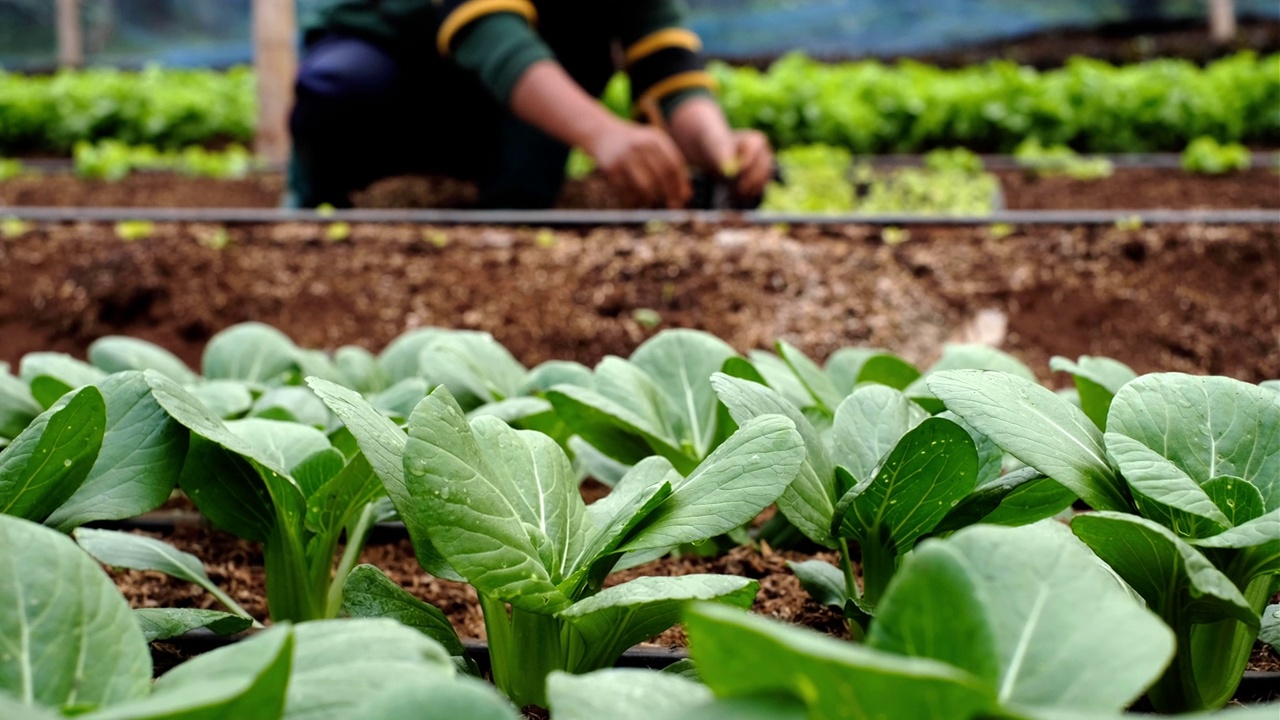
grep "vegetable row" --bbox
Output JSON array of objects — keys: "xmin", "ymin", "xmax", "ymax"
[
  {"xmin": 2, "ymin": 52, "xmax": 1276, "ymax": 156},
  {"xmin": 1, "ymin": 323, "xmax": 1278, "ymax": 717}
]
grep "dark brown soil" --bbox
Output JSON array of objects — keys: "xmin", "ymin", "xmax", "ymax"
[
  {"xmin": 2, "ymin": 166, "xmax": 1277, "ymax": 211},
  {"xmin": 0, "ymin": 222, "xmax": 1276, "ymax": 384},
  {"xmin": 996, "ymin": 167, "xmax": 1280, "ymax": 210}
]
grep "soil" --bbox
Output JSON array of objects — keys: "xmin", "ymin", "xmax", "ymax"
[
  {"xmin": 2, "ymin": 166, "xmax": 1277, "ymax": 211},
  {"xmin": 0, "ymin": 221, "xmax": 1276, "ymax": 384}
]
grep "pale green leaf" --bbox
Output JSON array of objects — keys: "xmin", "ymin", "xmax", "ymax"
[
  {"xmin": 630, "ymin": 329, "xmax": 737, "ymax": 458},
  {"xmin": 831, "ymin": 385, "xmax": 929, "ymax": 488},
  {"xmin": 926, "ymin": 370, "xmax": 1130, "ymax": 512},
  {"xmin": 88, "ymin": 337, "xmax": 197, "ymax": 383},
  {"xmin": 133, "ymin": 609, "xmax": 252, "ymax": 642},
  {"xmin": 202, "ymin": 323, "xmax": 299, "ymax": 384},
  {"xmin": 0, "ymin": 515, "xmax": 151, "ymax": 709},
  {"xmin": 547, "ymin": 669, "xmax": 713, "ymax": 720},
  {"xmin": 1049, "ymin": 355, "xmax": 1136, "ymax": 431},
  {"xmin": 349, "ymin": 676, "xmax": 517, "ymax": 720}
]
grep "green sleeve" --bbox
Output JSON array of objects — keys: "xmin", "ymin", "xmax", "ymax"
[
  {"xmin": 620, "ymin": 0, "xmax": 713, "ymax": 120},
  {"xmin": 452, "ymin": 14, "xmax": 554, "ymax": 105}
]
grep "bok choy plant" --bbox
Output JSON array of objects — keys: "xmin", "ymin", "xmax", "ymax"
[
  {"xmin": 548, "ymin": 522, "xmax": 1181, "ymax": 720},
  {"xmin": 712, "ymin": 373, "xmax": 1073, "ymax": 634},
  {"xmin": 309, "ymin": 378, "xmax": 805, "ymax": 708},
  {"xmin": 929, "ymin": 368, "xmax": 1280, "ymax": 712},
  {"xmin": 1, "ymin": 513, "xmax": 516, "ymax": 720},
  {"xmin": 139, "ymin": 370, "xmax": 389, "ymax": 622}
]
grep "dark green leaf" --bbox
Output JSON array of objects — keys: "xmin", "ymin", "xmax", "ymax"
[
  {"xmin": 0, "ymin": 386, "xmax": 105, "ymax": 522},
  {"xmin": 133, "ymin": 609, "xmax": 252, "ymax": 642},
  {"xmin": 342, "ymin": 564, "xmax": 467, "ymax": 659}
]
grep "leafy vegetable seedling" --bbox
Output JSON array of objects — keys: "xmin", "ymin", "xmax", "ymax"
[
  {"xmin": 929, "ymin": 369, "xmax": 1280, "ymax": 712},
  {"xmin": 310, "ymin": 378, "xmax": 805, "ymax": 708},
  {"xmin": 713, "ymin": 373, "xmax": 1072, "ymax": 634}
]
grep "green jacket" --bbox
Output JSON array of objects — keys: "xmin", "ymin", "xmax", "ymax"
[{"xmin": 302, "ymin": 0, "xmax": 713, "ymax": 117}]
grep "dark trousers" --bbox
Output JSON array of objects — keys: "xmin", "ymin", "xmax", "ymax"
[{"xmin": 289, "ymin": 35, "xmax": 581, "ymax": 209}]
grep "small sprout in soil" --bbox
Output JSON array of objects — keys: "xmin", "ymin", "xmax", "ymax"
[
  {"xmin": 198, "ymin": 227, "xmax": 232, "ymax": 250},
  {"xmin": 987, "ymin": 223, "xmax": 1015, "ymax": 240},
  {"xmin": 1, "ymin": 216, "xmax": 31, "ymax": 239},
  {"xmin": 1114, "ymin": 215, "xmax": 1145, "ymax": 231},
  {"xmin": 644, "ymin": 219, "xmax": 670, "ymax": 235},
  {"xmin": 315, "ymin": 203, "xmax": 337, "ymax": 218},
  {"xmin": 661, "ymin": 282, "xmax": 677, "ymax": 305},
  {"xmin": 535, "ymin": 229, "xmax": 557, "ymax": 248},
  {"xmin": 632, "ymin": 308, "xmax": 662, "ymax": 329},
  {"xmin": 325, "ymin": 222, "xmax": 352, "ymax": 243},
  {"xmin": 114, "ymin": 220, "xmax": 154, "ymax": 242},
  {"xmin": 881, "ymin": 227, "xmax": 910, "ymax": 246},
  {"xmin": 422, "ymin": 229, "xmax": 450, "ymax": 248}
]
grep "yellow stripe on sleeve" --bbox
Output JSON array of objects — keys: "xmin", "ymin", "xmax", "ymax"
[
  {"xmin": 631, "ymin": 70, "xmax": 718, "ymax": 119},
  {"xmin": 624, "ymin": 28, "xmax": 702, "ymax": 67},
  {"xmin": 437, "ymin": 0, "xmax": 538, "ymax": 56}
]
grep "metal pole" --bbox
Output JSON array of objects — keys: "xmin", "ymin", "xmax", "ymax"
[
  {"xmin": 55, "ymin": 0, "xmax": 84, "ymax": 68},
  {"xmin": 253, "ymin": 0, "xmax": 299, "ymax": 165}
]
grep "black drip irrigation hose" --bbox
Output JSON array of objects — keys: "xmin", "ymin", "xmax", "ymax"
[{"xmin": 2, "ymin": 206, "xmax": 1277, "ymax": 226}]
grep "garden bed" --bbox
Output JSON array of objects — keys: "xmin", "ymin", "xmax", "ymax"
[
  {"xmin": 0, "ymin": 220, "xmax": 1276, "ymax": 383},
  {"xmin": 1, "ymin": 165, "xmax": 1277, "ymax": 210}
]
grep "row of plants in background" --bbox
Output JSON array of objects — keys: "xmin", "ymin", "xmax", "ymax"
[
  {"xmin": 1, "ymin": 323, "xmax": 1277, "ymax": 715},
  {"xmin": 1, "ymin": 53, "xmax": 1275, "ymax": 157},
  {"xmin": 73, "ymin": 140, "xmax": 259, "ymax": 181},
  {"xmin": 761, "ymin": 145, "xmax": 1001, "ymax": 214}
]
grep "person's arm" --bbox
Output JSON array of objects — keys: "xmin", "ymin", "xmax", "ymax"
[
  {"xmin": 620, "ymin": 0, "xmax": 774, "ymax": 198},
  {"xmin": 437, "ymin": 1, "xmax": 689, "ymax": 207}
]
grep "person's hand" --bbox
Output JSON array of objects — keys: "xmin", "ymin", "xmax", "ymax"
[
  {"xmin": 586, "ymin": 120, "xmax": 691, "ymax": 209},
  {"xmin": 718, "ymin": 130, "xmax": 774, "ymax": 199}
]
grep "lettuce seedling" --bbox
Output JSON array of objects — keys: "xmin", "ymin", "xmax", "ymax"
[
  {"xmin": 929, "ymin": 370, "xmax": 1280, "ymax": 712},
  {"xmin": 713, "ymin": 373, "xmax": 1072, "ymax": 634},
  {"xmin": 546, "ymin": 329, "xmax": 740, "ymax": 476},
  {"xmin": 549, "ymin": 523, "xmax": 1178, "ymax": 720},
  {"xmin": 310, "ymin": 378, "xmax": 805, "ymax": 708},
  {"xmin": 143, "ymin": 371, "xmax": 388, "ymax": 622}
]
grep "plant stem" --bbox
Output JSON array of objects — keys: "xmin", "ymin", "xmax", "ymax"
[
  {"xmin": 325, "ymin": 501, "xmax": 378, "ymax": 618},
  {"xmin": 480, "ymin": 594, "xmax": 566, "ymax": 709}
]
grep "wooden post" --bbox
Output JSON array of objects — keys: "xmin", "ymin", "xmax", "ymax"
[
  {"xmin": 253, "ymin": 0, "xmax": 298, "ymax": 165},
  {"xmin": 1208, "ymin": 0, "xmax": 1237, "ymax": 45},
  {"xmin": 55, "ymin": 0, "xmax": 84, "ymax": 68}
]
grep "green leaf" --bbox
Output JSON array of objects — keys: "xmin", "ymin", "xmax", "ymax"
[
  {"xmin": 1259, "ymin": 603, "xmax": 1280, "ymax": 654},
  {"xmin": 368, "ymin": 378, "xmax": 430, "ymax": 419},
  {"xmin": 46, "ymin": 372, "xmax": 185, "ymax": 532},
  {"xmin": 926, "ymin": 369, "xmax": 1130, "ymax": 512},
  {"xmin": 89, "ymin": 624, "xmax": 292, "ymax": 720},
  {"xmin": 547, "ymin": 669, "xmax": 713, "ymax": 720},
  {"xmin": 630, "ymin": 329, "xmax": 738, "ymax": 459},
  {"xmin": 1049, "ymin": 355, "xmax": 1137, "ymax": 431},
  {"xmin": 342, "ymin": 564, "xmax": 467, "ymax": 659},
  {"xmin": 1072, "ymin": 512, "xmax": 1257, "ymax": 626},
  {"xmin": 306, "ymin": 378, "xmax": 457, "ymax": 580},
  {"xmin": 1105, "ymin": 373, "xmax": 1280, "ymax": 534},
  {"xmin": 747, "ymin": 350, "xmax": 813, "ymax": 410},
  {"xmin": 377, "ymin": 328, "xmax": 447, "ymax": 382},
  {"xmin": 304, "ymin": 453, "xmax": 381, "ymax": 538},
  {"xmin": 571, "ymin": 458, "xmax": 676, "ymax": 584},
  {"xmin": 548, "ymin": 364, "xmax": 689, "ymax": 471},
  {"xmin": 19, "ymin": 352, "xmax": 108, "ymax": 407},
  {"xmin": 180, "ymin": 434, "xmax": 276, "ymax": 543},
  {"xmin": 831, "ymin": 385, "xmax": 929, "ymax": 488},
  {"xmin": 89, "ymin": 336, "xmax": 198, "ymax": 384},
  {"xmin": 402, "ymin": 388, "xmax": 570, "ymax": 612},
  {"xmin": 283, "ymin": 619, "xmax": 455, "ymax": 720},
  {"xmin": 0, "ymin": 691, "xmax": 63, "ymax": 720},
  {"xmin": 787, "ymin": 560, "xmax": 849, "ymax": 610},
  {"xmin": 185, "ymin": 380, "xmax": 254, "ymax": 419},
  {"xmin": 834, "ymin": 418, "xmax": 980, "ymax": 552},
  {"xmin": 890, "ymin": 522, "xmax": 1173, "ymax": 713},
  {"xmin": 202, "ymin": 323, "xmax": 299, "ymax": 385},
  {"xmin": 74, "ymin": 528, "xmax": 253, "ymax": 619},
  {"xmin": 0, "ymin": 368, "xmax": 41, "ymax": 440},
  {"xmin": 133, "ymin": 609, "xmax": 252, "ymax": 642},
  {"xmin": 712, "ymin": 373, "xmax": 836, "ymax": 547},
  {"xmin": 420, "ymin": 331, "xmax": 527, "ymax": 409},
  {"xmin": 226, "ymin": 418, "xmax": 332, "ymax": 477},
  {"xmin": 0, "ymin": 515, "xmax": 151, "ymax": 709},
  {"xmin": 826, "ymin": 348, "xmax": 921, "ymax": 393},
  {"xmin": 685, "ymin": 603, "xmax": 992, "ymax": 720},
  {"xmin": 560, "ymin": 575, "xmax": 757, "ymax": 672},
  {"xmin": 334, "ymin": 345, "xmax": 388, "ymax": 394},
  {"xmin": 348, "ymin": 676, "xmax": 517, "ymax": 720},
  {"xmin": 620, "ymin": 414, "xmax": 805, "ymax": 552},
  {"xmin": 907, "ymin": 345, "xmax": 1037, "ymax": 413},
  {"xmin": 520, "ymin": 360, "xmax": 594, "ymax": 394},
  {"xmin": 777, "ymin": 341, "xmax": 843, "ymax": 415},
  {"xmin": 967, "ymin": 471, "xmax": 1077, "ymax": 528},
  {"xmin": 250, "ymin": 387, "xmax": 330, "ymax": 428},
  {"xmin": 0, "ymin": 386, "xmax": 106, "ymax": 522}
]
